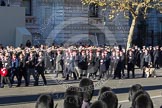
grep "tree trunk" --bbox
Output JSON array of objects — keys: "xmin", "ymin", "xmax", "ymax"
[{"xmin": 126, "ymin": 17, "xmax": 137, "ymax": 51}]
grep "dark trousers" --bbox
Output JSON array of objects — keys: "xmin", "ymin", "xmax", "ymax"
[
  {"xmin": 114, "ymin": 68, "xmax": 121, "ymax": 79},
  {"xmin": 154, "ymin": 58, "xmax": 159, "ymax": 68},
  {"xmin": 98, "ymin": 70, "xmax": 106, "ymax": 79},
  {"xmin": 35, "ymin": 67, "xmax": 47, "ymax": 86},
  {"xmin": 93, "ymin": 67, "xmax": 99, "ymax": 78},
  {"xmin": 121, "ymin": 65, "xmax": 125, "ymax": 76},
  {"xmin": 0, "ymin": 76, "xmax": 11, "ymax": 87},
  {"xmin": 10, "ymin": 68, "xmax": 19, "ymax": 84},
  {"xmin": 127, "ymin": 63, "xmax": 135, "ymax": 78},
  {"xmin": 78, "ymin": 69, "xmax": 87, "ymax": 78},
  {"xmin": 65, "ymin": 71, "xmax": 77, "ymax": 80},
  {"xmin": 64, "ymin": 66, "xmax": 70, "ymax": 78},
  {"xmin": 27, "ymin": 68, "xmax": 36, "ymax": 85},
  {"xmin": 17, "ymin": 68, "xmax": 28, "ymax": 86}
]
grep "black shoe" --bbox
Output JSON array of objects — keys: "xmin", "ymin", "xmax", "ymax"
[
  {"xmin": 73, "ymin": 76, "xmax": 77, "ymax": 80},
  {"xmin": 43, "ymin": 83, "xmax": 47, "ymax": 86},
  {"xmin": 97, "ymin": 77, "xmax": 101, "ymax": 80},
  {"xmin": 0, "ymin": 86, "xmax": 4, "ymax": 88},
  {"xmin": 34, "ymin": 83, "xmax": 38, "ymax": 86},
  {"xmin": 16, "ymin": 85, "xmax": 20, "ymax": 87},
  {"xmin": 83, "ymin": 74, "xmax": 86, "ymax": 76},
  {"xmin": 25, "ymin": 84, "xmax": 29, "ymax": 87},
  {"xmin": 65, "ymin": 78, "xmax": 69, "ymax": 80},
  {"xmin": 113, "ymin": 76, "xmax": 116, "ymax": 79},
  {"xmin": 93, "ymin": 77, "xmax": 96, "ymax": 80},
  {"xmin": 44, "ymin": 82, "xmax": 47, "ymax": 85}
]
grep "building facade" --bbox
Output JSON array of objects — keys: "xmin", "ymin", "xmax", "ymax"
[{"xmin": 4, "ymin": 0, "xmax": 162, "ymax": 46}]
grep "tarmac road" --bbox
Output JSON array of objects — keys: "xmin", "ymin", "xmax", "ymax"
[{"xmin": 0, "ymin": 68, "xmax": 162, "ymax": 108}]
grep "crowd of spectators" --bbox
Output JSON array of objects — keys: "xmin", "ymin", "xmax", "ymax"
[{"xmin": 35, "ymin": 78, "xmax": 160, "ymax": 108}]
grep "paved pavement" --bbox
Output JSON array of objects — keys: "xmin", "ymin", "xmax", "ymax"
[{"xmin": 0, "ymin": 69, "xmax": 162, "ymax": 108}]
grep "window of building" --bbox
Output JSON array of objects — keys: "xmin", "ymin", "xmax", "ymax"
[
  {"xmin": 89, "ymin": 3, "xmax": 98, "ymax": 17},
  {"xmin": 22, "ymin": 0, "xmax": 32, "ymax": 16}
]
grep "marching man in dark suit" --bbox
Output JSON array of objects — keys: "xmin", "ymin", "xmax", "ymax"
[
  {"xmin": 26, "ymin": 52, "xmax": 37, "ymax": 86},
  {"xmin": 127, "ymin": 50, "xmax": 135, "ymax": 78},
  {"xmin": 55, "ymin": 50, "xmax": 64, "ymax": 78},
  {"xmin": 73, "ymin": 50, "xmax": 80, "ymax": 79},
  {"xmin": 10, "ymin": 53, "xmax": 19, "ymax": 84},
  {"xmin": 65, "ymin": 50, "xmax": 77, "ymax": 80},
  {"xmin": 94, "ymin": 50, "xmax": 100, "ymax": 79},
  {"xmin": 64, "ymin": 50, "xmax": 70, "ymax": 80},
  {"xmin": 17, "ymin": 53, "xmax": 28, "ymax": 87},
  {"xmin": 119, "ymin": 51, "xmax": 125, "ymax": 77},
  {"xmin": 113, "ymin": 51, "xmax": 121, "ymax": 79},
  {"xmin": 153, "ymin": 46, "xmax": 160, "ymax": 69},
  {"xmin": 35, "ymin": 51, "xmax": 47, "ymax": 86},
  {"xmin": 141, "ymin": 50, "xmax": 151, "ymax": 78},
  {"xmin": 78, "ymin": 50, "xmax": 88, "ymax": 79},
  {"xmin": 104, "ymin": 50, "xmax": 111, "ymax": 79},
  {"xmin": 98, "ymin": 51, "xmax": 107, "ymax": 80},
  {"xmin": 87, "ymin": 50, "xmax": 95, "ymax": 79},
  {"xmin": 109, "ymin": 51, "xmax": 116, "ymax": 78}
]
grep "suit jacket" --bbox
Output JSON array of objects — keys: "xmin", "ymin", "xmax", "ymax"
[
  {"xmin": 19, "ymin": 57, "xmax": 26, "ymax": 68},
  {"xmin": 153, "ymin": 50, "xmax": 159, "ymax": 58},
  {"xmin": 114, "ymin": 56, "xmax": 122, "ymax": 71},
  {"xmin": 105, "ymin": 54, "xmax": 111, "ymax": 70},
  {"xmin": 99, "ymin": 56, "xmax": 107, "ymax": 72},
  {"xmin": 74, "ymin": 54, "xmax": 79, "ymax": 67},
  {"xmin": 68, "ymin": 56, "xmax": 75, "ymax": 72},
  {"xmin": 94, "ymin": 55, "xmax": 100, "ymax": 72},
  {"xmin": 78, "ymin": 55, "xmax": 88, "ymax": 70},
  {"xmin": 36, "ymin": 56, "xmax": 45, "ymax": 68},
  {"xmin": 26, "ymin": 55, "xmax": 36, "ymax": 68},
  {"xmin": 143, "ymin": 54, "xmax": 151, "ymax": 63},
  {"xmin": 55, "ymin": 54, "xmax": 63, "ymax": 72},
  {"xmin": 127, "ymin": 54, "xmax": 135, "ymax": 64},
  {"xmin": 141, "ymin": 53, "xmax": 151, "ymax": 68},
  {"xmin": 2, "ymin": 58, "xmax": 11, "ymax": 70},
  {"xmin": 153, "ymin": 50, "xmax": 160, "ymax": 63},
  {"xmin": 87, "ymin": 55, "xmax": 95, "ymax": 73},
  {"xmin": 11, "ymin": 58, "xmax": 19, "ymax": 68}
]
